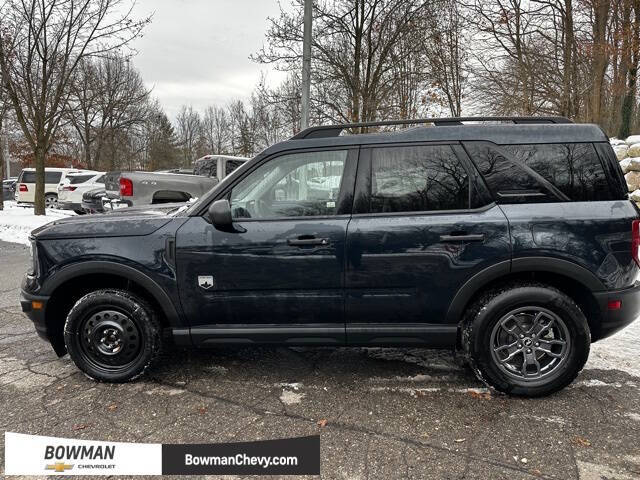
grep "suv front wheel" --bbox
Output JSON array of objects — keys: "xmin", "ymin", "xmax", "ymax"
[
  {"xmin": 463, "ymin": 283, "xmax": 590, "ymax": 397},
  {"xmin": 64, "ymin": 289, "xmax": 163, "ymax": 382}
]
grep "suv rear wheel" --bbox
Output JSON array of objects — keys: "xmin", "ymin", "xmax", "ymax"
[
  {"xmin": 64, "ymin": 289, "xmax": 163, "ymax": 382},
  {"xmin": 44, "ymin": 194, "xmax": 57, "ymax": 209},
  {"xmin": 463, "ymin": 283, "xmax": 590, "ymax": 397}
]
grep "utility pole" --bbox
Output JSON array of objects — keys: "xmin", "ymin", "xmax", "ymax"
[
  {"xmin": 2, "ymin": 124, "xmax": 8, "ymax": 179},
  {"xmin": 300, "ymin": 0, "xmax": 312, "ymax": 131}
]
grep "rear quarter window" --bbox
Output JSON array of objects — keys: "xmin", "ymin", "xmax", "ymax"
[
  {"xmin": 464, "ymin": 142, "xmax": 616, "ymax": 203},
  {"xmin": 502, "ymin": 143, "xmax": 613, "ymax": 202},
  {"xmin": 68, "ymin": 174, "xmax": 96, "ymax": 185},
  {"xmin": 45, "ymin": 172, "xmax": 62, "ymax": 184}
]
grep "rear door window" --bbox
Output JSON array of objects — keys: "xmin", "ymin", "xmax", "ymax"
[
  {"xmin": 365, "ymin": 145, "xmax": 473, "ymax": 213},
  {"xmin": 20, "ymin": 171, "xmax": 36, "ymax": 183}
]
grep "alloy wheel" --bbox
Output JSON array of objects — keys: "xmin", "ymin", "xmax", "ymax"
[{"xmin": 489, "ymin": 306, "xmax": 571, "ymax": 381}]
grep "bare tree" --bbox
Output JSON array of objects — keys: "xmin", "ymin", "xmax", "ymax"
[
  {"xmin": 254, "ymin": 0, "xmax": 434, "ymax": 124},
  {"xmin": 67, "ymin": 54, "xmax": 150, "ymax": 170},
  {"xmin": 0, "ymin": 84, "xmax": 8, "ymax": 211},
  {"xmin": 588, "ymin": 0, "xmax": 611, "ymax": 123},
  {"xmin": 0, "ymin": 0, "xmax": 150, "ymax": 214},
  {"xmin": 423, "ymin": 0, "xmax": 467, "ymax": 116},
  {"xmin": 201, "ymin": 106, "xmax": 231, "ymax": 155},
  {"xmin": 175, "ymin": 105, "xmax": 202, "ymax": 166},
  {"xmin": 227, "ymin": 100, "xmax": 254, "ymax": 157}
]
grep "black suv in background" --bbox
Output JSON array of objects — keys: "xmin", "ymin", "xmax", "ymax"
[{"xmin": 20, "ymin": 117, "xmax": 640, "ymax": 397}]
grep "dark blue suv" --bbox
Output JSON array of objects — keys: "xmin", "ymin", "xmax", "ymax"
[{"xmin": 20, "ymin": 117, "xmax": 640, "ymax": 396}]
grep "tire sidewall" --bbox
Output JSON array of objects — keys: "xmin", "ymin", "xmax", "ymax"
[
  {"xmin": 470, "ymin": 286, "xmax": 590, "ymax": 396},
  {"xmin": 64, "ymin": 290, "xmax": 161, "ymax": 382}
]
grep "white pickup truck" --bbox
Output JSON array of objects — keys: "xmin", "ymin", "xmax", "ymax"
[{"xmin": 104, "ymin": 155, "xmax": 248, "ymax": 209}]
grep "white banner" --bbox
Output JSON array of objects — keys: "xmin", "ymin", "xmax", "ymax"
[{"xmin": 5, "ymin": 432, "xmax": 162, "ymax": 476}]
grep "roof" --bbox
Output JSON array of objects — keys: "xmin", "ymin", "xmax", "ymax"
[
  {"xmin": 21, "ymin": 167, "xmax": 89, "ymax": 172},
  {"xmin": 195, "ymin": 155, "xmax": 250, "ymax": 162},
  {"xmin": 264, "ymin": 120, "xmax": 608, "ymax": 155}
]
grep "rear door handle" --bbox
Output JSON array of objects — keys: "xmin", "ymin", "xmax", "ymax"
[
  {"xmin": 439, "ymin": 233, "xmax": 485, "ymax": 242},
  {"xmin": 287, "ymin": 236, "xmax": 330, "ymax": 247}
]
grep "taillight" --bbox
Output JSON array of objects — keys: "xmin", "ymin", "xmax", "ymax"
[
  {"xmin": 62, "ymin": 186, "xmax": 77, "ymax": 191},
  {"xmin": 119, "ymin": 177, "xmax": 133, "ymax": 196},
  {"xmin": 632, "ymin": 220, "xmax": 640, "ymax": 267},
  {"xmin": 19, "ymin": 184, "xmax": 27, "ymax": 192}
]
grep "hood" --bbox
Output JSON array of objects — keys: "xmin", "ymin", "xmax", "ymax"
[{"xmin": 32, "ymin": 211, "xmax": 173, "ymax": 240}]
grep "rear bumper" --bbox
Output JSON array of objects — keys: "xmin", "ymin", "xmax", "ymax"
[
  {"xmin": 57, "ymin": 201, "xmax": 82, "ymax": 211},
  {"xmin": 593, "ymin": 282, "xmax": 640, "ymax": 340}
]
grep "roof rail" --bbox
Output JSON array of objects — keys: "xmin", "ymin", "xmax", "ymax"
[{"xmin": 291, "ymin": 116, "xmax": 573, "ymax": 139}]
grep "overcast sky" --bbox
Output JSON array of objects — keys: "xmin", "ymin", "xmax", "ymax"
[{"xmin": 129, "ymin": 0, "xmax": 290, "ymax": 119}]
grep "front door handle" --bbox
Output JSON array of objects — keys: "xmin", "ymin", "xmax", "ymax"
[
  {"xmin": 287, "ymin": 236, "xmax": 330, "ymax": 247},
  {"xmin": 439, "ymin": 233, "xmax": 485, "ymax": 242}
]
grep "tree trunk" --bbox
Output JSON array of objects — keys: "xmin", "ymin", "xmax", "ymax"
[
  {"xmin": 0, "ymin": 114, "xmax": 4, "ymax": 211},
  {"xmin": 34, "ymin": 144, "xmax": 46, "ymax": 216},
  {"xmin": 0, "ymin": 136, "xmax": 3, "ymax": 212},
  {"xmin": 619, "ymin": 0, "xmax": 640, "ymax": 138},
  {"xmin": 590, "ymin": 0, "xmax": 611, "ymax": 124}
]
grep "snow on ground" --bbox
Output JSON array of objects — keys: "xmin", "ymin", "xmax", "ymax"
[
  {"xmin": 0, "ymin": 201, "xmax": 75, "ymax": 246},
  {"xmin": 587, "ymin": 315, "xmax": 640, "ymax": 378}
]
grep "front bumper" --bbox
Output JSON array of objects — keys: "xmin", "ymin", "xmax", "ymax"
[
  {"xmin": 20, "ymin": 289, "xmax": 50, "ymax": 342},
  {"xmin": 593, "ymin": 282, "xmax": 640, "ymax": 340}
]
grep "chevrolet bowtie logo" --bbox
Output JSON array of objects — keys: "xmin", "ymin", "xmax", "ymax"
[{"xmin": 45, "ymin": 461, "xmax": 74, "ymax": 472}]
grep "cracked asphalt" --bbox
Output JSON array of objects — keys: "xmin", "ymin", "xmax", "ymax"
[{"xmin": 1, "ymin": 239, "xmax": 639, "ymax": 479}]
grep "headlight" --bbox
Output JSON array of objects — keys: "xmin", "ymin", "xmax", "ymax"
[{"xmin": 28, "ymin": 238, "xmax": 38, "ymax": 276}]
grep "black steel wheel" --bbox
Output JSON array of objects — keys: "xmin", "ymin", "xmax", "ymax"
[
  {"xmin": 64, "ymin": 289, "xmax": 163, "ymax": 382},
  {"xmin": 463, "ymin": 283, "xmax": 590, "ymax": 397}
]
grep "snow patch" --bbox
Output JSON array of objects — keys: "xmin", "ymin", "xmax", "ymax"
[
  {"xmin": 586, "ymin": 317, "xmax": 640, "ymax": 378},
  {"xmin": 280, "ymin": 389, "xmax": 304, "ymax": 405},
  {"xmin": 0, "ymin": 202, "xmax": 75, "ymax": 245},
  {"xmin": 510, "ymin": 414, "xmax": 567, "ymax": 426},
  {"xmin": 624, "ymin": 412, "xmax": 640, "ymax": 422},
  {"xmin": 370, "ymin": 386, "xmax": 490, "ymax": 396},
  {"xmin": 276, "ymin": 382, "xmax": 303, "ymax": 390}
]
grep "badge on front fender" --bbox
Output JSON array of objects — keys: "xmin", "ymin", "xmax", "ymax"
[{"xmin": 198, "ymin": 276, "xmax": 215, "ymax": 290}]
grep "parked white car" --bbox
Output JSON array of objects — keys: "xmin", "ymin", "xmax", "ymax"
[
  {"xmin": 57, "ymin": 172, "xmax": 105, "ymax": 213},
  {"xmin": 15, "ymin": 168, "xmax": 91, "ymax": 208}
]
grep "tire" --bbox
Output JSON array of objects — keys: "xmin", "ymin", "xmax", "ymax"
[
  {"xmin": 44, "ymin": 194, "xmax": 58, "ymax": 209},
  {"xmin": 463, "ymin": 283, "xmax": 590, "ymax": 397},
  {"xmin": 64, "ymin": 289, "xmax": 163, "ymax": 382}
]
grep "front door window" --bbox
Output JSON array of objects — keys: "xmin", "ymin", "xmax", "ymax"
[{"xmin": 230, "ymin": 150, "xmax": 348, "ymax": 219}]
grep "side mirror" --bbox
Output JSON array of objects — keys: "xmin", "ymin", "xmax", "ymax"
[{"xmin": 208, "ymin": 199, "xmax": 233, "ymax": 230}]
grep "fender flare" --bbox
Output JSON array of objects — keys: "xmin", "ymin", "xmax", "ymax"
[
  {"xmin": 41, "ymin": 260, "xmax": 182, "ymax": 327},
  {"xmin": 445, "ymin": 257, "xmax": 605, "ymax": 324}
]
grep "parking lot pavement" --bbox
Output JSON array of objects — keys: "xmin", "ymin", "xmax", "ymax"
[{"xmin": 1, "ymin": 239, "xmax": 639, "ymax": 480}]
